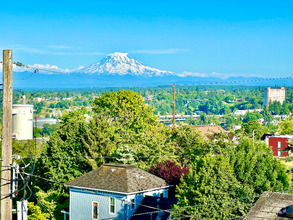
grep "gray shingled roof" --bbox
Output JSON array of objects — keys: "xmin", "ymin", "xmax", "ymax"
[
  {"xmin": 245, "ymin": 191, "xmax": 293, "ymax": 219},
  {"xmin": 65, "ymin": 163, "xmax": 169, "ymax": 193}
]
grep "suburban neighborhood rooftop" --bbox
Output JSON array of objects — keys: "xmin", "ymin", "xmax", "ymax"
[
  {"xmin": 65, "ymin": 163, "xmax": 169, "ymax": 193},
  {"xmin": 245, "ymin": 192, "xmax": 293, "ymax": 219}
]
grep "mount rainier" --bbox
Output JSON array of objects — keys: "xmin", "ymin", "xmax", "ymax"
[
  {"xmin": 73, "ymin": 52, "xmax": 175, "ymax": 77},
  {"xmin": 10, "ymin": 52, "xmax": 278, "ymax": 88}
]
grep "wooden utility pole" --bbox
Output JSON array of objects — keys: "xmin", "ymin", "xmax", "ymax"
[
  {"xmin": 173, "ymin": 84, "xmax": 175, "ymax": 127},
  {"xmin": 1, "ymin": 50, "xmax": 13, "ymax": 220}
]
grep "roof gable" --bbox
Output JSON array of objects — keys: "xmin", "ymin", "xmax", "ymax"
[{"xmin": 65, "ymin": 164, "xmax": 169, "ymax": 193}]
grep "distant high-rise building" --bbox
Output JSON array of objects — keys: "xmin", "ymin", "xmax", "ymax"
[{"xmin": 264, "ymin": 86, "xmax": 285, "ymax": 106}]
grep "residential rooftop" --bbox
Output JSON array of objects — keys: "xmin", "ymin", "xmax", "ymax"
[
  {"xmin": 195, "ymin": 125, "xmax": 228, "ymax": 140},
  {"xmin": 245, "ymin": 191, "xmax": 293, "ymax": 219},
  {"xmin": 65, "ymin": 163, "xmax": 169, "ymax": 194}
]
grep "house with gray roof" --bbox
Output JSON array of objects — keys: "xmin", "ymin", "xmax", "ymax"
[
  {"xmin": 65, "ymin": 163, "xmax": 171, "ymax": 220},
  {"xmin": 244, "ymin": 191, "xmax": 293, "ymax": 219}
]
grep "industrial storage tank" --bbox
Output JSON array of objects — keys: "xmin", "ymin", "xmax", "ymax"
[{"xmin": 12, "ymin": 104, "xmax": 34, "ymax": 140}]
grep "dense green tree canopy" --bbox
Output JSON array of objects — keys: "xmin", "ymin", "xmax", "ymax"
[
  {"xmin": 174, "ymin": 155, "xmax": 253, "ymax": 219},
  {"xmin": 174, "ymin": 134, "xmax": 290, "ymax": 219},
  {"xmin": 278, "ymin": 117, "xmax": 293, "ymax": 135},
  {"xmin": 92, "ymin": 90, "xmax": 159, "ymax": 133},
  {"xmin": 231, "ymin": 138, "xmax": 290, "ymax": 194},
  {"xmin": 240, "ymin": 120, "xmax": 268, "ymax": 140},
  {"xmin": 20, "ymin": 87, "xmax": 293, "ymax": 220}
]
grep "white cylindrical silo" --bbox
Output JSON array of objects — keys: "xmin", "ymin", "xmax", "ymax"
[{"xmin": 12, "ymin": 104, "xmax": 34, "ymax": 140}]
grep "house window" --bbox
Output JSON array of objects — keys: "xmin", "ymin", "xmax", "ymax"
[
  {"xmin": 92, "ymin": 202, "xmax": 98, "ymax": 219},
  {"xmin": 160, "ymin": 193, "xmax": 164, "ymax": 197},
  {"xmin": 278, "ymin": 150, "xmax": 281, "ymax": 156},
  {"xmin": 110, "ymin": 198, "xmax": 115, "ymax": 214},
  {"xmin": 278, "ymin": 141, "xmax": 281, "ymax": 149},
  {"xmin": 131, "ymin": 199, "xmax": 135, "ymax": 209}
]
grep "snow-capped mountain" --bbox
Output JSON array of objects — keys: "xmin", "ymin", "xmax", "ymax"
[
  {"xmin": 10, "ymin": 51, "xmax": 287, "ymax": 88},
  {"xmin": 74, "ymin": 52, "xmax": 174, "ymax": 77}
]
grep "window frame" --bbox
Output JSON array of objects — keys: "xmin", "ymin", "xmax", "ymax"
[
  {"xmin": 92, "ymin": 201, "xmax": 99, "ymax": 219},
  {"xmin": 109, "ymin": 197, "xmax": 115, "ymax": 214},
  {"xmin": 278, "ymin": 141, "xmax": 281, "ymax": 149}
]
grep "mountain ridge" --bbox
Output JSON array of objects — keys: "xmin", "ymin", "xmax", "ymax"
[{"xmin": 7, "ymin": 52, "xmax": 293, "ymax": 88}]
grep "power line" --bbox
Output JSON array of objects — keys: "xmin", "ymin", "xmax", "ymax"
[
  {"xmin": 14, "ymin": 71, "xmax": 36, "ymax": 81},
  {"xmin": 176, "ymin": 76, "xmax": 293, "ymax": 86},
  {"xmin": 23, "ymin": 174, "xmax": 56, "ymax": 220},
  {"xmin": 22, "ymin": 172, "xmax": 63, "ymax": 185},
  {"xmin": 224, "ymin": 215, "xmax": 246, "ymax": 220},
  {"xmin": 22, "ymin": 172, "xmax": 189, "ymax": 219},
  {"xmin": 22, "ymin": 169, "xmax": 293, "ymax": 217},
  {"xmin": 173, "ymin": 188, "xmax": 293, "ymax": 216},
  {"xmin": 191, "ymin": 203, "xmax": 254, "ymax": 218}
]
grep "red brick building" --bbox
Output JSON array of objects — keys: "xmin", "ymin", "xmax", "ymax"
[{"xmin": 268, "ymin": 135, "xmax": 293, "ymax": 157}]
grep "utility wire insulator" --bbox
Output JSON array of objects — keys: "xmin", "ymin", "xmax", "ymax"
[{"xmin": 15, "ymin": 62, "xmax": 23, "ymax": 67}]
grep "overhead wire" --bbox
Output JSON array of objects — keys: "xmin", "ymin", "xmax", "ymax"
[
  {"xmin": 7, "ymin": 60, "xmax": 293, "ymax": 219},
  {"xmin": 224, "ymin": 215, "xmax": 246, "ymax": 220},
  {"xmin": 14, "ymin": 71, "xmax": 37, "ymax": 80},
  {"xmin": 22, "ymin": 167, "xmax": 293, "ymax": 219},
  {"xmin": 22, "ymin": 172, "xmax": 190, "ymax": 219},
  {"xmin": 21, "ymin": 172, "xmax": 56, "ymax": 220},
  {"xmin": 8, "ymin": 110, "xmax": 40, "ymax": 200},
  {"xmin": 191, "ymin": 203, "xmax": 254, "ymax": 218},
  {"xmin": 21, "ymin": 110, "xmax": 39, "ymax": 201},
  {"xmin": 28, "ymin": 138, "xmax": 262, "ymax": 219},
  {"xmin": 22, "ymin": 158, "xmax": 293, "ymax": 219}
]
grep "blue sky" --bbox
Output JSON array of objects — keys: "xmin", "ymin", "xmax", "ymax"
[{"xmin": 1, "ymin": 0, "xmax": 292, "ymax": 78}]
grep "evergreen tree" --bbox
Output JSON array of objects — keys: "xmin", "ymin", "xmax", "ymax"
[
  {"xmin": 262, "ymin": 105, "xmax": 273, "ymax": 125},
  {"xmin": 115, "ymin": 144, "xmax": 135, "ymax": 164}
]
